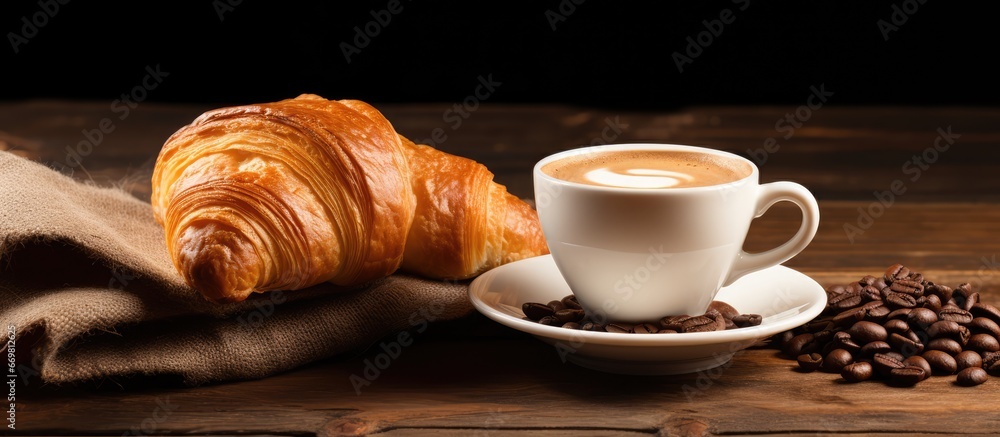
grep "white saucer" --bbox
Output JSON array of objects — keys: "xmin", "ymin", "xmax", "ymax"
[{"xmin": 469, "ymin": 255, "xmax": 827, "ymax": 375}]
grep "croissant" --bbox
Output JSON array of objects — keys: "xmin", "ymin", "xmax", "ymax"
[{"xmin": 151, "ymin": 94, "xmax": 548, "ymax": 302}]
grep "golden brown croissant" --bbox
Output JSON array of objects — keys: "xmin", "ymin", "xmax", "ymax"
[{"xmin": 151, "ymin": 94, "xmax": 547, "ymax": 302}]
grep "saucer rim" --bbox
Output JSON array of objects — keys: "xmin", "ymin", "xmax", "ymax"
[{"xmin": 468, "ymin": 255, "xmax": 827, "ymax": 347}]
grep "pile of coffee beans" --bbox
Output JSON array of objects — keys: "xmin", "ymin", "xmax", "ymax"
[
  {"xmin": 774, "ymin": 264, "xmax": 1000, "ymax": 386},
  {"xmin": 522, "ymin": 294, "xmax": 762, "ymax": 333}
]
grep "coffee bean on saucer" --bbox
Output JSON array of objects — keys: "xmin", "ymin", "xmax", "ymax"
[
  {"xmin": 562, "ymin": 322, "xmax": 581, "ymax": 330},
  {"xmin": 554, "ymin": 308, "xmax": 585, "ymax": 324},
  {"xmin": 841, "ymin": 361, "xmax": 874, "ymax": 382},
  {"xmin": 537, "ymin": 315, "xmax": 560, "ymax": 326},
  {"xmin": 548, "ymin": 300, "xmax": 567, "ymax": 312},
  {"xmin": 733, "ymin": 314, "xmax": 763, "ymax": 328},
  {"xmin": 522, "ymin": 302, "xmax": 554, "ymax": 321},
  {"xmin": 561, "ymin": 294, "xmax": 583, "ymax": 310},
  {"xmin": 633, "ymin": 323, "xmax": 659, "ymax": 334},
  {"xmin": 681, "ymin": 315, "xmax": 720, "ymax": 333},
  {"xmin": 956, "ymin": 367, "xmax": 989, "ymax": 386},
  {"xmin": 605, "ymin": 323, "xmax": 631, "ymax": 334},
  {"xmin": 708, "ymin": 300, "xmax": 740, "ymax": 320},
  {"xmin": 658, "ymin": 315, "xmax": 690, "ymax": 332},
  {"xmin": 581, "ymin": 322, "xmax": 606, "ymax": 332}
]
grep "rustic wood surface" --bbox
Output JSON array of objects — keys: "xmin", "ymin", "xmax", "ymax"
[{"xmin": 3, "ymin": 101, "xmax": 1000, "ymax": 436}]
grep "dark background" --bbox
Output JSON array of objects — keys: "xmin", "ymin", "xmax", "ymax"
[{"xmin": 1, "ymin": 1, "xmax": 996, "ymax": 109}]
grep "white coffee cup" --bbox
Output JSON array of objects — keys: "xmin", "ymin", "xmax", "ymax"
[{"xmin": 533, "ymin": 143, "xmax": 820, "ymax": 323}]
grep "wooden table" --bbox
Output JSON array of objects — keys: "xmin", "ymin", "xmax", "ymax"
[{"xmin": 5, "ymin": 101, "xmax": 1000, "ymax": 436}]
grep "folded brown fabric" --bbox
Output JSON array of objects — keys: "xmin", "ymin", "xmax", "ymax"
[{"xmin": 0, "ymin": 151, "xmax": 472, "ymax": 385}]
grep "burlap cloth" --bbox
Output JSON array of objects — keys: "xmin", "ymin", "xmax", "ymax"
[{"xmin": 0, "ymin": 150, "xmax": 473, "ymax": 385}]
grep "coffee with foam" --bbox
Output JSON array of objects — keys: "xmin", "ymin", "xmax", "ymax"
[{"xmin": 541, "ymin": 150, "xmax": 752, "ymax": 188}]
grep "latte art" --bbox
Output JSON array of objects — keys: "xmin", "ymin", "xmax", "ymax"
[
  {"xmin": 542, "ymin": 149, "xmax": 752, "ymax": 189},
  {"xmin": 584, "ymin": 168, "xmax": 695, "ymax": 188}
]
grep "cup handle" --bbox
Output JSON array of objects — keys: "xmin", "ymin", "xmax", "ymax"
[{"xmin": 722, "ymin": 181, "xmax": 820, "ymax": 287}]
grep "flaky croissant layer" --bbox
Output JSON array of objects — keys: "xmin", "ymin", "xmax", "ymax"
[{"xmin": 151, "ymin": 94, "xmax": 547, "ymax": 302}]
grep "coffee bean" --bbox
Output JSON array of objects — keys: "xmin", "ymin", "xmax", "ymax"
[
  {"xmin": 963, "ymin": 292, "xmax": 981, "ymax": 312},
  {"xmin": 967, "ymin": 333, "xmax": 1000, "ymax": 353},
  {"xmin": 832, "ymin": 331, "xmax": 861, "ymax": 354},
  {"xmin": 708, "ymin": 301, "xmax": 740, "ymax": 320},
  {"xmin": 927, "ymin": 320, "xmax": 971, "ymax": 345},
  {"xmin": 890, "ymin": 279, "xmax": 924, "ymax": 297},
  {"xmin": 632, "ymin": 323, "xmax": 659, "ymax": 334},
  {"xmin": 981, "ymin": 351, "xmax": 1000, "ymax": 371},
  {"xmin": 884, "ymin": 264, "xmax": 910, "ymax": 283},
  {"xmin": 548, "ymin": 300, "xmax": 567, "ymax": 312},
  {"xmin": 554, "ymin": 309, "xmax": 585, "ymax": 324},
  {"xmin": 922, "ymin": 350, "xmax": 958, "ymax": 375},
  {"xmin": 860, "ymin": 341, "xmax": 892, "ymax": 358},
  {"xmin": 658, "ymin": 315, "xmax": 690, "ymax": 331},
  {"xmin": 538, "ymin": 315, "xmax": 561, "ymax": 326},
  {"xmin": 906, "ymin": 307, "xmax": 938, "ymax": 329},
  {"xmin": 883, "ymin": 319, "xmax": 910, "ymax": 335},
  {"xmin": 902, "ymin": 356, "xmax": 932, "ymax": 380},
  {"xmin": 659, "ymin": 328, "xmax": 678, "ymax": 334},
  {"xmin": 522, "ymin": 302, "xmax": 555, "ymax": 321},
  {"xmin": 823, "ymin": 349, "xmax": 854, "ymax": 373},
  {"xmin": 841, "ymin": 361, "xmax": 874, "ymax": 382},
  {"xmin": 886, "ymin": 308, "xmax": 913, "ymax": 321},
  {"xmin": 859, "ymin": 275, "xmax": 878, "ymax": 286},
  {"xmin": 971, "ymin": 303, "xmax": 1000, "ymax": 325},
  {"xmin": 784, "ymin": 333, "xmax": 818, "ymax": 357},
  {"xmin": 774, "ymin": 330, "xmax": 796, "ymax": 348},
  {"xmin": 733, "ymin": 314, "xmax": 763, "ymax": 328},
  {"xmin": 848, "ymin": 321, "xmax": 888, "ymax": 344},
  {"xmin": 561, "ymin": 294, "xmax": 583, "ymax": 310},
  {"xmin": 873, "ymin": 353, "xmax": 906, "ymax": 378},
  {"xmin": 797, "ymin": 353, "xmax": 823, "ymax": 372},
  {"xmin": 581, "ymin": 322, "xmax": 606, "ymax": 332},
  {"xmin": 860, "ymin": 285, "xmax": 882, "ymax": 302},
  {"xmin": 848, "ymin": 282, "xmax": 864, "ymax": 294},
  {"xmin": 681, "ymin": 315, "xmax": 721, "ymax": 333},
  {"xmin": 828, "ymin": 291, "xmax": 863, "ymax": 311},
  {"xmin": 926, "ymin": 283, "xmax": 954, "ymax": 302},
  {"xmin": 926, "ymin": 338, "xmax": 963, "ymax": 356},
  {"xmin": 969, "ymin": 317, "xmax": 1000, "ymax": 337},
  {"xmin": 890, "ymin": 366, "xmax": 926, "ymax": 386},
  {"xmin": 605, "ymin": 323, "xmax": 631, "ymax": 333},
  {"xmin": 706, "ymin": 309, "xmax": 728, "ymax": 331},
  {"xmin": 861, "ymin": 301, "xmax": 890, "ymax": 322},
  {"xmin": 954, "ymin": 350, "xmax": 983, "ymax": 371},
  {"xmin": 956, "ymin": 367, "xmax": 989, "ymax": 386},
  {"xmin": 803, "ymin": 319, "xmax": 834, "ymax": 333},
  {"xmin": 921, "ymin": 294, "xmax": 943, "ymax": 312},
  {"xmin": 883, "ymin": 351, "xmax": 906, "ymax": 362},
  {"xmin": 562, "ymin": 322, "xmax": 581, "ymax": 330},
  {"xmin": 884, "ymin": 291, "xmax": 918, "ymax": 310},
  {"xmin": 888, "ymin": 332, "xmax": 924, "ymax": 357},
  {"xmin": 939, "ymin": 307, "xmax": 974, "ymax": 325},
  {"xmin": 832, "ymin": 307, "xmax": 867, "ymax": 327}
]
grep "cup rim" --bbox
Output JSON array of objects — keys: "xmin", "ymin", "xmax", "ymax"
[{"xmin": 533, "ymin": 143, "xmax": 758, "ymax": 192}]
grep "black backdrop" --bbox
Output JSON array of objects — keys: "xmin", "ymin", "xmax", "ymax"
[{"xmin": 2, "ymin": 1, "xmax": 996, "ymax": 109}]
